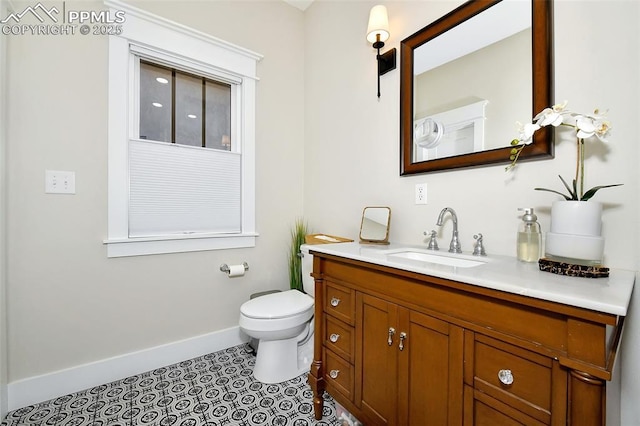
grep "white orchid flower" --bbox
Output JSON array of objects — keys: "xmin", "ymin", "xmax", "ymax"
[
  {"xmin": 589, "ymin": 108, "xmax": 612, "ymax": 141},
  {"xmin": 552, "ymin": 100, "xmax": 568, "ymax": 112},
  {"xmin": 575, "ymin": 114, "xmax": 611, "ymax": 142},
  {"xmin": 594, "ymin": 120, "xmax": 612, "ymax": 141},
  {"xmin": 575, "ymin": 115, "xmax": 596, "ymax": 138},
  {"xmin": 533, "ymin": 100, "xmax": 568, "ymax": 127},
  {"xmin": 517, "ymin": 121, "xmax": 540, "ymax": 144}
]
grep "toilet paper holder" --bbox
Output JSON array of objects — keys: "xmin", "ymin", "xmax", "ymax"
[{"xmin": 220, "ymin": 262, "xmax": 249, "ymax": 274}]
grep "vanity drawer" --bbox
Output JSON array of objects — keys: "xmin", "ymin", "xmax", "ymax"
[
  {"xmin": 469, "ymin": 386, "xmax": 547, "ymax": 426},
  {"xmin": 473, "ymin": 335, "xmax": 552, "ymax": 422},
  {"xmin": 324, "ymin": 315, "xmax": 354, "ymax": 363},
  {"xmin": 323, "ymin": 347, "xmax": 353, "ymax": 401},
  {"xmin": 324, "ymin": 282, "xmax": 355, "ymax": 325}
]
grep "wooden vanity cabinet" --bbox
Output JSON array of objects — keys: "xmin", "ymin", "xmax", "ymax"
[{"xmin": 308, "ymin": 252, "xmax": 624, "ymax": 426}]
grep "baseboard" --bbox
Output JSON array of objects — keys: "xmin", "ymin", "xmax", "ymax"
[{"xmin": 8, "ymin": 326, "xmax": 248, "ymax": 410}]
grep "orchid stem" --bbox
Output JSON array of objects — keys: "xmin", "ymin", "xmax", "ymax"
[{"xmin": 580, "ymin": 139, "xmax": 584, "ymax": 200}]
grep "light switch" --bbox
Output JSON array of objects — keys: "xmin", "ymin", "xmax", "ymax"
[{"xmin": 45, "ymin": 170, "xmax": 75, "ymax": 194}]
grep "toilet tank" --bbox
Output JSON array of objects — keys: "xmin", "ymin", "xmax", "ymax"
[{"xmin": 300, "ymin": 244, "xmax": 315, "ymax": 297}]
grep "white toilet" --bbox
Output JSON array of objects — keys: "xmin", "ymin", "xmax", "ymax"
[{"xmin": 239, "ymin": 244, "xmax": 315, "ymax": 383}]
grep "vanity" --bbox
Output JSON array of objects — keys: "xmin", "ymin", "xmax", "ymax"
[{"xmin": 307, "ymin": 242, "xmax": 635, "ymax": 426}]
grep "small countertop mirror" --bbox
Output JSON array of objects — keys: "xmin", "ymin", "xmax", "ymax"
[{"xmin": 359, "ymin": 207, "xmax": 391, "ymax": 244}]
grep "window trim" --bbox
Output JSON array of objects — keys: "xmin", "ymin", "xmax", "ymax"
[{"xmin": 105, "ymin": 0, "xmax": 262, "ymax": 257}]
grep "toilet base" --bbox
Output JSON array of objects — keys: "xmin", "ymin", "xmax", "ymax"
[{"xmin": 253, "ymin": 336, "xmax": 313, "ymax": 384}]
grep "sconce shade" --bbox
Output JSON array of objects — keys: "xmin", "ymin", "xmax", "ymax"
[{"xmin": 367, "ymin": 5, "xmax": 390, "ymax": 44}]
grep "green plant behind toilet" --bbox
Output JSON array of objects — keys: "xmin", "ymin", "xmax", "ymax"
[{"xmin": 289, "ymin": 219, "xmax": 309, "ymax": 291}]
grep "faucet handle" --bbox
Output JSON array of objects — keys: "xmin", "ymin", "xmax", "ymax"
[
  {"xmin": 473, "ymin": 233, "xmax": 486, "ymax": 256},
  {"xmin": 424, "ymin": 230, "xmax": 439, "ymax": 250}
]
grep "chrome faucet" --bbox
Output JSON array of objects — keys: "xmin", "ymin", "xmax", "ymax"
[{"xmin": 436, "ymin": 207, "xmax": 462, "ymax": 253}]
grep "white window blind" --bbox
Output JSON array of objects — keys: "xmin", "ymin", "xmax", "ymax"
[{"xmin": 129, "ymin": 139, "xmax": 241, "ymax": 237}]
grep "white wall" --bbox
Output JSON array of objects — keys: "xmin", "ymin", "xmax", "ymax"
[
  {"xmin": 303, "ymin": 0, "xmax": 639, "ymax": 424},
  {"xmin": 0, "ymin": 0, "xmax": 8, "ymax": 417},
  {"xmin": 5, "ymin": 0, "xmax": 305, "ymax": 385}
]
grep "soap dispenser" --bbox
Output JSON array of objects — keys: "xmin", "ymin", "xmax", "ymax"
[{"xmin": 517, "ymin": 208, "xmax": 541, "ymax": 262}]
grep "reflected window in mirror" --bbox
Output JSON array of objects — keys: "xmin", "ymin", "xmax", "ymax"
[
  {"xmin": 414, "ymin": 100, "xmax": 488, "ymax": 161},
  {"xmin": 400, "ymin": 0, "xmax": 554, "ymax": 175}
]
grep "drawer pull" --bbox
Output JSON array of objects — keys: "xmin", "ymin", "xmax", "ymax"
[
  {"xmin": 498, "ymin": 369, "xmax": 514, "ymax": 385},
  {"xmin": 329, "ymin": 333, "xmax": 340, "ymax": 343},
  {"xmin": 329, "ymin": 369, "xmax": 340, "ymax": 379},
  {"xmin": 399, "ymin": 332, "xmax": 407, "ymax": 351},
  {"xmin": 330, "ymin": 297, "xmax": 341, "ymax": 307},
  {"xmin": 388, "ymin": 327, "xmax": 396, "ymax": 346}
]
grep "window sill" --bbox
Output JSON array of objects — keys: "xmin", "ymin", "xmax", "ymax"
[{"xmin": 104, "ymin": 233, "xmax": 258, "ymax": 258}]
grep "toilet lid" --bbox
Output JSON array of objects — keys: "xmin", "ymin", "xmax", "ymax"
[{"xmin": 241, "ymin": 290, "xmax": 314, "ymax": 320}]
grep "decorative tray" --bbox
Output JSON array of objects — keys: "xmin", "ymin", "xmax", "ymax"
[
  {"xmin": 305, "ymin": 234, "xmax": 353, "ymax": 245},
  {"xmin": 538, "ymin": 257, "xmax": 609, "ymax": 278}
]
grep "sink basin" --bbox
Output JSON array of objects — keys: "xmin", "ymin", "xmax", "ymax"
[{"xmin": 384, "ymin": 248, "xmax": 488, "ymax": 268}]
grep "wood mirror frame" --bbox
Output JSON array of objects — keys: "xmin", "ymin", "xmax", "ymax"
[
  {"xmin": 359, "ymin": 206, "xmax": 391, "ymax": 245},
  {"xmin": 400, "ymin": 0, "xmax": 554, "ymax": 175}
]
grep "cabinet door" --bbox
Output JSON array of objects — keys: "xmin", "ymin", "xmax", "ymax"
[
  {"xmin": 398, "ymin": 309, "xmax": 464, "ymax": 426},
  {"xmin": 355, "ymin": 293, "xmax": 464, "ymax": 426},
  {"xmin": 355, "ymin": 293, "xmax": 399, "ymax": 425}
]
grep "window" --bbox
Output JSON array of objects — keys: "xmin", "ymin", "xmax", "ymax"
[
  {"xmin": 105, "ymin": 1, "xmax": 262, "ymax": 257},
  {"xmin": 130, "ymin": 60, "xmax": 240, "ymax": 238},
  {"xmin": 138, "ymin": 61, "xmax": 232, "ymax": 150}
]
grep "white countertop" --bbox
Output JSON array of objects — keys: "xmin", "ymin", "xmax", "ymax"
[{"xmin": 306, "ymin": 242, "xmax": 636, "ymax": 316}]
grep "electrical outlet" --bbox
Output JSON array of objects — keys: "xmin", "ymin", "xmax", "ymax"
[{"xmin": 415, "ymin": 183, "xmax": 427, "ymax": 204}]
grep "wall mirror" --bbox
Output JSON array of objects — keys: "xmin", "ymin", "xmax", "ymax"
[
  {"xmin": 359, "ymin": 207, "xmax": 391, "ymax": 245},
  {"xmin": 400, "ymin": 0, "xmax": 553, "ymax": 175}
]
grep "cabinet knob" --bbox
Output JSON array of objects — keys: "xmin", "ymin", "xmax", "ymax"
[
  {"xmin": 329, "ymin": 333, "xmax": 340, "ymax": 343},
  {"xmin": 388, "ymin": 327, "xmax": 396, "ymax": 346},
  {"xmin": 399, "ymin": 332, "xmax": 407, "ymax": 351},
  {"xmin": 330, "ymin": 297, "xmax": 341, "ymax": 307},
  {"xmin": 498, "ymin": 369, "xmax": 514, "ymax": 385},
  {"xmin": 329, "ymin": 369, "xmax": 340, "ymax": 379}
]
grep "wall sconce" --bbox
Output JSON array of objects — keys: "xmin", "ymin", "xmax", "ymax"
[{"xmin": 367, "ymin": 5, "xmax": 396, "ymax": 99}]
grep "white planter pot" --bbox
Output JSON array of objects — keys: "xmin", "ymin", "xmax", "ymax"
[
  {"xmin": 545, "ymin": 201, "xmax": 604, "ymax": 265},
  {"xmin": 549, "ymin": 200, "xmax": 602, "ymax": 236}
]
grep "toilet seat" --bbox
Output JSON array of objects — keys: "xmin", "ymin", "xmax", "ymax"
[{"xmin": 241, "ymin": 289, "xmax": 313, "ymax": 320}]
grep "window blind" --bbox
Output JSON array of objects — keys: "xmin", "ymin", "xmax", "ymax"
[{"xmin": 129, "ymin": 139, "xmax": 241, "ymax": 237}]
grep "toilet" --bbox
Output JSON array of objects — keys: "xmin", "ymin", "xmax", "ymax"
[{"xmin": 239, "ymin": 244, "xmax": 315, "ymax": 383}]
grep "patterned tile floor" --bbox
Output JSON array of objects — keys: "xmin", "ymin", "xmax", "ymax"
[{"xmin": 1, "ymin": 344, "xmax": 341, "ymax": 426}]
